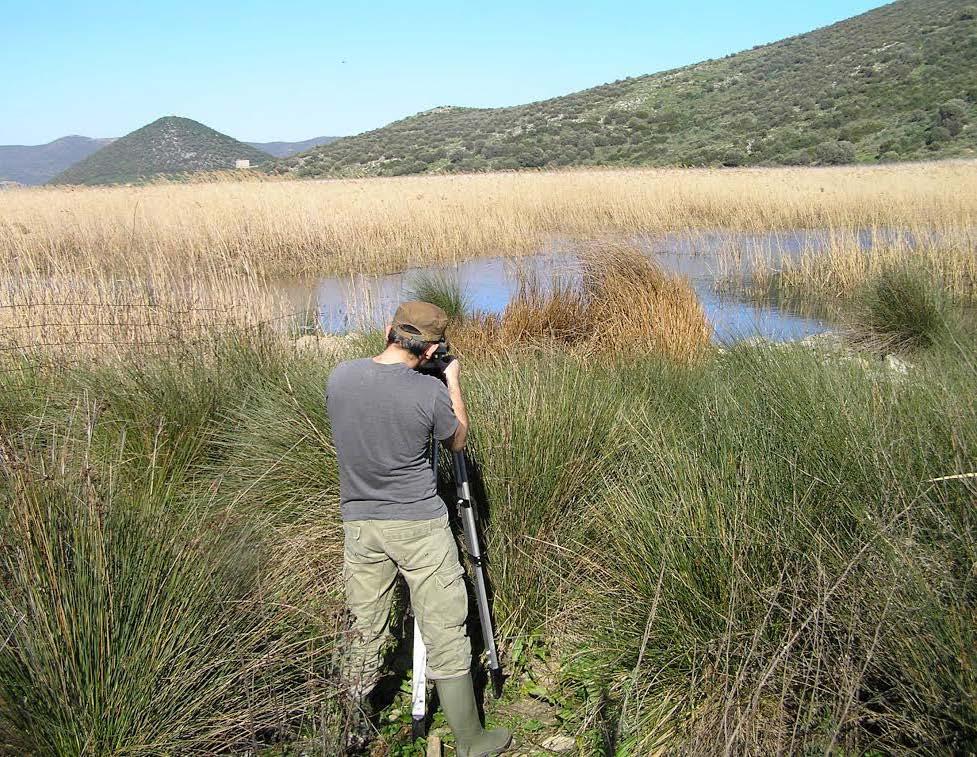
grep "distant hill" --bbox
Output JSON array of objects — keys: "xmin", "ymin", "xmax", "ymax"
[
  {"xmin": 273, "ymin": 0, "xmax": 977, "ymax": 177},
  {"xmin": 246, "ymin": 136, "xmax": 339, "ymax": 158},
  {"xmin": 52, "ymin": 117, "xmax": 271, "ymax": 185},
  {"xmin": 0, "ymin": 135, "xmax": 115, "ymax": 185}
]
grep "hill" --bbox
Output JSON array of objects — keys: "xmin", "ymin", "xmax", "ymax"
[
  {"xmin": 246, "ymin": 136, "xmax": 339, "ymax": 158},
  {"xmin": 272, "ymin": 0, "xmax": 977, "ymax": 177},
  {"xmin": 52, "ymin": 117, "xmax": 271, "ymax": 185},
  {"xmin": 0, "ymin": 136, "xmax": 115, "ymax": 185}
]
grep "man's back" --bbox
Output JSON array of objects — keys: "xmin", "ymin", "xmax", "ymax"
[{"xmin": 326, "ymin": 357, "xmax": 459, "ymax": 522}]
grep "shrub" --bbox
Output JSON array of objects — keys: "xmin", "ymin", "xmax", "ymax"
[
  {"xmin": 938, "ymin": 98, "xmax": 969, "ymax": 136},
  {"xmin": 720, "ymin": 148, "xmax": 748, "ymax": 166},
  {"xmin": 515, "ymin": 148, "xmax": 546, "ymax": 168},
  {"xmin": 926, "ymin": 125, "xmax": 952, "ymax": 145},
  {"xmin": 814, "ymin": 140, "xmax": 856, "ymax": 164},
  {"xmin": 782, "ymin": 148, "xmax": 814, "ymax": 165}
]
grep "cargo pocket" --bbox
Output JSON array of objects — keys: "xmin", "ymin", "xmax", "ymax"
[
  {"xmin": 343, "ymin": 524, "xmax": 366, "ymax": 561},
  {"xmin": 431, "ymin": 561, "xmax": 468, "ymax": 630},
  {"xmin": 435, "ymin": 561, "xmax": 465, "ymax": 589}
]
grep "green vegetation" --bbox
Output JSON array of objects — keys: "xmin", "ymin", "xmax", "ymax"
[
  {"xmin": 854, "ymin": 264, "xmax": 955, "ymax": 351},
  {"xmin": 1, "ymin": 315, "xmax": 975, "ymax": 753},
  {"xmin": 52, "ymin": 117, "xmax": 271, "ymax": 186},
  {"xmin": 0, "ymin": 340, "xmax": 341, "ymax": 753},
  {"xmin": 273, "ymin": 0, "xmax": 977, "ymax": 178},
  {"xmin": 405, "ymin": 269, "xmax": 470, "ymax": 322}
]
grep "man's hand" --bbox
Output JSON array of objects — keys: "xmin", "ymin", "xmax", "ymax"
[{"xmin": 443, "ymin": 356, "xmax": 461, "ymax": 387}]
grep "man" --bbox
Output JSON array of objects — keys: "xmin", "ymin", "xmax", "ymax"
[{"xmin": 326, "ymin": 301, "xmax": 511, "ymax": 757}]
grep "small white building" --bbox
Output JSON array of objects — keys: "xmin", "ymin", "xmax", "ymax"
[{"xmin": 235, "ymin": 159, "xmax": 251, "ymax": 169}]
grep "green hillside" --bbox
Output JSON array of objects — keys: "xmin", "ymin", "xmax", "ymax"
[
  {"xmin": 52, "ymin": 117, "xmax": 271, "ymax": 185},
  {"xmin": 272, "ymin": 0, "xmax": 977, "ymax": 178}
]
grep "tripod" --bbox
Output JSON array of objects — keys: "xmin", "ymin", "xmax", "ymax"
[{"xmin": 411, "ymin": 443, "xmax": 503, "ymax": 740}]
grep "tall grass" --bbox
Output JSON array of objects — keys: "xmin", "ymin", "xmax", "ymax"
[
  {"xmin": 565, "ymin": 346, "xmax": 977, "ymax": 753},
  {"xmin": 0, "ymin": 329, "xmax": 974, "ymax": 753},
  {"xmin": 736, "ymin": 225, "xmax": 977, "ymax": 306},
  {"xmin": 0, "ymin": 411, "xmax": 333, "ymax": 754},
  {"xmin": 461, "ymin": 357, "xmax": 630, "ymax": 637},
  {"xmin": 0, "ymin": 268, "xmax": 300, "ymax": 358},
  {"xmin": 3, "ymin": 163, "xmax": 975, "ymax": 278}
]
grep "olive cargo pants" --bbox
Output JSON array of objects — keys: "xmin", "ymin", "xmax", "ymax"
[{"xmin": 341, "ymin": 513, "xmax": 471, "ymax": 698}]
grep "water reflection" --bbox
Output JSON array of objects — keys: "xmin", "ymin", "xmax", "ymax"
[{"xmin": 280, "ymin": 231, "xmax": 843, "ymax": 343}]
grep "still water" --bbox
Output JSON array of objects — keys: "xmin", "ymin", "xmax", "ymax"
[{"xmin": 281, "ymin": 231, "xmax": 856, "ymax": 343}]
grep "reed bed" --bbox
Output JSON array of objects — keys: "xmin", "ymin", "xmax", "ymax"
[
  {"xmin": 727, "ymin": 224, "xmax": 977, "ymax": 305},
  {"xmin": 2, "ymin": 162, "xmax": 975, "ymax": 356},
  {"xmin": 2, "ymin": 162, "xmax": 975, "ymax": 280},
  {"xmin": 0, "ymin": 269, "xmax": 301, "ymax": 358}
]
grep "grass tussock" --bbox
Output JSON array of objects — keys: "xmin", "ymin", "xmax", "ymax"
[
  {"xmin": 562, "ymin": 346, "xmax": 977, "ymax": 754},
  {"xmin": 0, "ymin": 416, "xmax": 334, "ymax": 754},
  {"xmin": 853, "ymin": 264, "xmax": 953, "ymax": 352},
  {"xmin": 462, "ymin": 244, "xmax": 710, "ymax": 363},
  {"xmin": 405, "ymin": 269, "xmax": 469, "ymax": 322}
]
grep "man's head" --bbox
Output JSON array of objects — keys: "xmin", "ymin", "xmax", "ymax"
[{"xmin": 386, "ymin": 301, "xmax": 450, "ymax": 363}]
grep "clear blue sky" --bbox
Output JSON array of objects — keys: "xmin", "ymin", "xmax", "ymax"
[{"xmin": 1, "ymin": 0, "xmax": 883, "ymax": 145}]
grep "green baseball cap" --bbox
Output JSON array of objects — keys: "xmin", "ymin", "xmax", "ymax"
[{"xmin": 391, "ymin": 301, "xmax": 449, "ymax": 343}]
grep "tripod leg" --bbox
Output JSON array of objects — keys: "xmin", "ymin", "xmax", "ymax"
[
  {"xmin": 410, "ymin": 437, "xmax": 439, "ymax": 740},
  {"xmin": 452, "ymin": 450, "xmax": 504, "ymax": 698},
  {"xmin": 411, "ymin": 616, "xmax": 427, "ymax": 739}
]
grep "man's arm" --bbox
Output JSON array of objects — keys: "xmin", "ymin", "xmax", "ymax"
[{"xmin": 443, "ymin": 359, "xmax": 469, "ymax": 452}]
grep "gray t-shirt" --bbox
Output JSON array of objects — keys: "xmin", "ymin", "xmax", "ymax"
[{"xmin": 326, "ymin": 358, "xmax": 459, "ymax": 521}]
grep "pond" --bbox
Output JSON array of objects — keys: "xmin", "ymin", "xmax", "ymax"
[{"xmin": 279, "ymin": 230, "xmax": 867, "ymax": 343}]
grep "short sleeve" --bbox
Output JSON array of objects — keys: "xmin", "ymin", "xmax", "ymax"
[{"xmin": 432, "ymin": 383, "xmax": 460, "ymax": 441}]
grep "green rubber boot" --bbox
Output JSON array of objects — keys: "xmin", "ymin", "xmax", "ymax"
[{"xmin": 434, "ymin": 674, "xmax": 512, "ymax": 757}]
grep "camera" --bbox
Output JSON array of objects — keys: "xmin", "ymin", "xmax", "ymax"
[{"xmin": 420, "ymin": 340, "xmax": 454, "ymax": 376}]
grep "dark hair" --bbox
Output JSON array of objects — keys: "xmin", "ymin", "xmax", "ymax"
[{"xmin": 388, "ymin": 328, "xmax": 436, "ymax": 357}]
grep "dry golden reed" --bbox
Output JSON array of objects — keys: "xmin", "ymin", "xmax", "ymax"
[
  {"xmin": 3, "ymin": 161, "xmax": 975, "ymax": 279},
  {"xmin": 458, "ymin": 243, "xmax": 710, "ymax": 364},
  {"xmin": 743, "ymin": 226, "xmax": 977, "ymax": 303},
  {"xmin": 0, "ymin": 271, "xmax": 300, "ymax": 358},
  {"xmin": 1, "ymin": 161, "xmax": 974, "ymax": 355}
]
